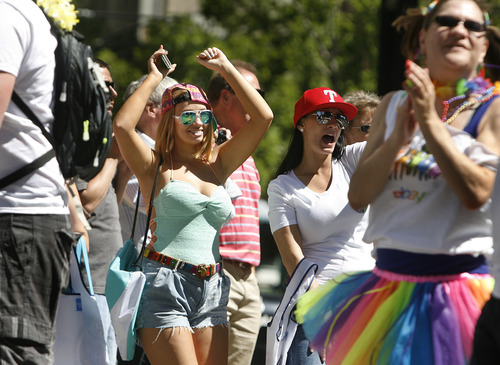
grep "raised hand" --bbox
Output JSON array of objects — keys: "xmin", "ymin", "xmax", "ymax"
[
  {"xmin": 148, "ymin": 45, "xmax": 177, "ymax": 79},
  {"xmin": 196, "ymin": 47, "xmax": 230, "ymax": 71},
  {"xmin": 403, "ymin": 60, "xmax": 440, "ymax": 126}
]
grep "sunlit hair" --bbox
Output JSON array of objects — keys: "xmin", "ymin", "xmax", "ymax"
[
  {"xmin": 392, "ymin": 0, "xmax": 492, "ymax": 62},
  {"xmin": 343, "ymin": 91, "xmax": 380, "ymax": 115},
  {"xmin": 123, "ymin": 75, "xmax": 178, "ymax": 105},
  {"xmin": 155, "ymin": 87, "xmax": 214, "ymax": 163}
]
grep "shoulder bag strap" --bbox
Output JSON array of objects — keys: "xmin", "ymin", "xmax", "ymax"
[
  {"xmin": 134, "ymin": 156, "xmax": 163, "ymax": 269},
  {"xmin": 129, "ymin": 189, "xmax": 141, "ymax": 241},
  {"xmin": 0, "ymin": 92, "xmax": 57, "ymax": 189}
]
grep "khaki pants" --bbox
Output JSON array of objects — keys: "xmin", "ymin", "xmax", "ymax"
[{"xmin": 224, "ymin": 261, "xmax": 262, "ymax": 365}]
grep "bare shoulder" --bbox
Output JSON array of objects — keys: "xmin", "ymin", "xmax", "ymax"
[{"xmin": 477, "ymin": 96, "xmax": 500, "ymax": 155}]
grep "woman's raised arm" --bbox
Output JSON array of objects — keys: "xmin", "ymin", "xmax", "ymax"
[
  {"xmin": 113, "ymin": 46, "xmax": 175, "ymax": 180},
  {"xmin": 196, "ymin": 47, "xmax": 273, "ymax": 180}
]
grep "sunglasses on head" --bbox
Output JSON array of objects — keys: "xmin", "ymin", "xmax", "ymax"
[
  {"xmin": 174, "ymin": 110, "xmax": 214, "ymax": 126},
  {"xmin": 434, "ymin": 15, "xmax": 485, "ymax": 32},
  {"xmin": 310, "ymin": 111, "xmax": 348, "ymax": 129},
  {"xmin": 351, "ymin": 124, "xmax": 371, "ymax": 133}
]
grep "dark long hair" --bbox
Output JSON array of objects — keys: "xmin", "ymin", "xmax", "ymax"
[{"xmin": 273, "ymin": 122, "xmax": 346, "ymax": 178}]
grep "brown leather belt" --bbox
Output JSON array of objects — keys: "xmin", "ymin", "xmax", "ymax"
[
  {"xmin": 223, "ymin": 259, "xmax": 253, "ymax": 271},
  {"xmin": 144, "ymin": 249, "xmax": 221, "ymax": 279}
]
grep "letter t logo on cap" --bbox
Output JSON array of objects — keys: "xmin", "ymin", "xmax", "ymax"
[{"xmin": 323, "ymin": 89, "xmax": 338, "ymax": 102}]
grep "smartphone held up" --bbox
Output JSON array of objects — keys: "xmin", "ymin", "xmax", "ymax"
[{"xmin": 161, "ymin": 54, "xmax": 172, "ymax": 70}]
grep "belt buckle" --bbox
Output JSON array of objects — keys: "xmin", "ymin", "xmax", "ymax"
[{"xmin": 196, "ymin": 264, "xmax": 208, "ymax": 279}]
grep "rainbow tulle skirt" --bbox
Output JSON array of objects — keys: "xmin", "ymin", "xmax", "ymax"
[{"xmin": 295, "ymin": 267, "xmax": 493, "ymax": 365}]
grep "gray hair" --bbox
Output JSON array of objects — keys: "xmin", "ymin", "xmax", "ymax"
[
  {"xmin": 343, "ymin": 90, "xmax": 380, "ymax": 114},
  {"xmin": 123, "ymin": 75, "xmax": 178, "ymax": 106}
]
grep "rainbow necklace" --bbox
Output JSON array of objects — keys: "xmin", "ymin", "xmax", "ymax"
[{"xmin": 437, "ymin": 77, "xmax": 500, "ymax": 125}]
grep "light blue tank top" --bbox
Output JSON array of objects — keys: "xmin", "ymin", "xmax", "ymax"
[{"xmin": 152, "ymin": 179, "xmax": 233, "ymax": 265}]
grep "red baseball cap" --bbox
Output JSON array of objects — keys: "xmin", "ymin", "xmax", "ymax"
[{"xmin": 293, "ymin": 87, "xmax": 358, "ymax": 127}]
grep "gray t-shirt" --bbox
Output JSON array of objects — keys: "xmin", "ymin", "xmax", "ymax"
[{"xmin": 76, "ymin": 178, "xmax": 123, "ymax": 294}]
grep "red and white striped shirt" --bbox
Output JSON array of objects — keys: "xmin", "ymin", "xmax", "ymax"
[{"xmin": 219, "ymin": 157, "xmax": 261, "ymax": 266}]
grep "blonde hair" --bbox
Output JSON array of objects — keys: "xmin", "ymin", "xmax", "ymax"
[{"xmin": 155, "ymin": 87, "xmax": 214, "ymax": 163}]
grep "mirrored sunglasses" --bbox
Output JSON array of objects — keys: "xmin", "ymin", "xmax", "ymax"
[
  {"xmin": 311, "ymin": 111, "xmax": 348, "ymax": 129},
  {"xmin": 174, "ymin": 110, "xmax": 213, "ymax": 126},
  {"xmin": 434, "ymin": 15, "xmax": 485, "ymax": 32},
  {"xmin": 351, "ymin": 124, "xmax": 371, "ymax": 133}
]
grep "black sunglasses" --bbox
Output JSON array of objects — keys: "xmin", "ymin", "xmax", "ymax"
[
  {"xmin": 105, "ymin": 80, "xmax": 115, "ymax": 89},
  {"xmin": 434, "ymin": 15, "xmax": 485, "ymax": 32},
  {"xmin": 310, "ymin": 111, "xmax": 348, "ymax": 129},
  {"xmin": 351, "ymin": 124, "xmax": 371, "ymax": 133}
]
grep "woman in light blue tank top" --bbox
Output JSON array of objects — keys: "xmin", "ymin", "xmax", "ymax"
[{"xmin": 113, "ymin": 46, "xmax": 273, "ymax": 365}]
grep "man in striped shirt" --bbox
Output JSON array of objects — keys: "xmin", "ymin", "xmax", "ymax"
[{"xmin": 207, "ymin": 61, "xmax": 264, "ymax": 365}]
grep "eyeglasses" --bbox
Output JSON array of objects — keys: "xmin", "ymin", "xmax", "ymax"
[
  {"xmin": 351, "ymin": 124, "xmax": 371, "ymax": 133},
  {"xmin": 105, "ymin": 81, "xmax": 115, "ymax": 89},
  {"xmin": 174, "ymin": 110, "xmax": 213, "ymax": 126},
  {"xmin": 434, "ymin": 15, "xmax": 485, "ymax": 32},
  {"xmin": 310, "ymin": 111, "xmax": 348, "ymax": 129}
]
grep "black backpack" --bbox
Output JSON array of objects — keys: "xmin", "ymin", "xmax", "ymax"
[{"xmin": 0, "ymin": 23, "xmax": 112, "ymax": 189}]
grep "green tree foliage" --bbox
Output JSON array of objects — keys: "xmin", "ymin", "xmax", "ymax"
[{"xmin": 197, "ymin": 0, "xmax": 382, "ymax": 196}]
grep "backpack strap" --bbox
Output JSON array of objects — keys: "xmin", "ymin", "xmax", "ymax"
[
  {"xmin": 0, "ymin": 92, "xmax": 57, "ymax": 190},
  {"xmin": 11, "ymin": 91, "xmax": 56, "ymax": 146},
  {"xmin": 0, "ymin": 149, "xmax": 56, "ymax": 190}
]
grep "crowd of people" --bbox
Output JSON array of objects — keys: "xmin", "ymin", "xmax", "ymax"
[{"xmin": 1, "ymin": 0, "xmax": 500, "ymax": 365}]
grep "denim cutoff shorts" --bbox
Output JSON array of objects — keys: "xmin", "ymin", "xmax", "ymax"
[{"xmin": 136, "ymin": 258, "xmax": 230, "ymax": 330}]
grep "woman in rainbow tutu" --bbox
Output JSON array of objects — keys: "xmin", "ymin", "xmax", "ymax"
[{"xmin": 295, "ymin": 1, "xmax": 500, "ymax": 364}]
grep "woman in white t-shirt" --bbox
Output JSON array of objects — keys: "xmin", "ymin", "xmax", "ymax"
[{"xmin": 267, "ymin": 87, "xmax": 375, "ymax": 364}]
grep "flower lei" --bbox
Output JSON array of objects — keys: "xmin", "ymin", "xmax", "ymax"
[
  {"xmin": 37, "ymin": 0, "xmax": 79, "ymax": 32},
  {"xmin": 437, "ymin": 77, "xmax": 500, "ymax": 124}
]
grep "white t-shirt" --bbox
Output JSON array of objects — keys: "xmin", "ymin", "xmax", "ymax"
[
  {"xmin": 0, "ymin": 0, "xmax": 67, "ymax": 214},
  {"xmin": 268, "ymin": 143, "xmax": 375, "ymax": 285},
  {"xmin": 365, "ymin": 91, "xmax": 498, "ymax": 257}
]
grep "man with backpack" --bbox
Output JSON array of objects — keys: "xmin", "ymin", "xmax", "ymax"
[{"xmin": 0, "ymin": 0, "xmax": 74, "ymax": 363}]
